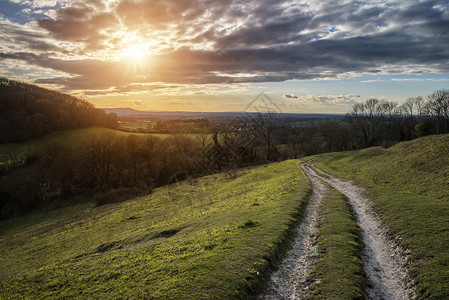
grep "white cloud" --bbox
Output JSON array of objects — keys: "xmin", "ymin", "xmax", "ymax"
[{"xmin": 297, "ymin": 94, "xmax": 360, "ymax": 106}]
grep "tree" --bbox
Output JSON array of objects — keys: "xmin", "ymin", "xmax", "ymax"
[
  {"xmin": 80, "ymin": 134, "xmax": 118, "ymax": 190},
  {"xmin": 400, "ymin": 96, "xmax": 423, "ymax": 140},
  {"xmin": 253, "ymin": 111, "xmax": 280, "ymax": 161},
  {"xmin": 346, "ymin": 98, "xmax": 382, "ymax": 147},
  {"xmin": 425, "ymin": 89, "xmax": 449, "ymax": 134},
  {"xmin": 120, "ymin": 135, "xmax": 145, "ymax": 185},
  {"xmin": 196, "ymin": 133, "xmax": 216, "ymax": 174}
]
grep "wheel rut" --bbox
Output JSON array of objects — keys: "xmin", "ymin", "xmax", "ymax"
[{"xmin": 257, "ymin": 165, "xmax": 327, "ymax": 299}]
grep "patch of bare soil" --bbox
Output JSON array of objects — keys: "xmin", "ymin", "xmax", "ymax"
[
  {"xmin": 258, "ymin": 165, "xmax": 327, "ymax": 299},
  {"xmin": 304, "ymin": 164, "xmax": 416, "ymax": 300}
]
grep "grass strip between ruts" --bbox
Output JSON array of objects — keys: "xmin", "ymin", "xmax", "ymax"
[{"xmin": 306, "ymin": 184, "xmax": 365, "ymax": 299}]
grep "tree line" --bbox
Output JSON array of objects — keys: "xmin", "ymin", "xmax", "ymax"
[
  {"xmin": 342, "ymin": 89, "xmax": 449, "ymax": 148},
  {"xmin": 0, "ymin": 131, "xmax": 265, "ymax": 218},
  {"xmin": 282, "ymin": 89, "xmax": 449, "ymax": 157},
  {"xmin": 0, "ymin": 77, "xmax": 118, "ymax": 142}
]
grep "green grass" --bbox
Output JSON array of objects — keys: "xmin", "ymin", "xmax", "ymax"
[
  {"xmin": 316, "ymin": 134, "xmax": 449, "ymax": 299},
  {"xmin": 306, "ymin": 186, "xmax": 365, "ymax": 299},
  {"xmin": 0, "ymin": 160, "xmax": 311, "ymax": 299}
]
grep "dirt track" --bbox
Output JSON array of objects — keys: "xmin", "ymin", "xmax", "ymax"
[
  {"xmin": 303, "ymin": 164, "xmax": 415, "ymax": 300},
  {"xmin": 258, "ymin": 163, "xmax": 415, "ymax": 299}
]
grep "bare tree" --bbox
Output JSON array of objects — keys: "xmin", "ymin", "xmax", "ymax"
[
  {"xmin": 119, "ymin": 135, "xmax": 146, "ymax": 185},
  {"xmin": 425, "ymin": 90, "xmax": 449, "ymax": 134},
  {"xmin": 196, "ymin": 132, "xmax": 215, "ymax": 174},
  {"xmin": 346, "ymin": 98, "xmax": 382, "ymax": 147},
  {"xmin": 400, "ymin": 96, "xmax": 424, "ymax": 139},
  {"xmin": 82, "ymin": 133, "xmax": 118, "ymax": 190},
  {"xmin": 253, "ymin": 111, "xmax": 279, "ymax": 161}
]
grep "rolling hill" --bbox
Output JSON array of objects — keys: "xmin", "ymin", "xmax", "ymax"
[{"xmin": 0, "ymin": 160, "xmax": 311, "ymax": 299}]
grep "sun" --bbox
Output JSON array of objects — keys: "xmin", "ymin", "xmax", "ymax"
[
  {"xmin": 118, "ymin": 41, "xmax": 153, "ymax": 74},
  {"xmin": 120, "ymin": 43, "xmax": 149, "ymax": 61},
  {"xmin": 112, "ymin": 32, "xmax": 154, "ymax": 74}
]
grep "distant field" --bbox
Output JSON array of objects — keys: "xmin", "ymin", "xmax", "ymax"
[
  {"xmin": 316, "ymin": 134, "xmax": 449, "ymax": 299},
  {"xmin": 0, "ymin": 127, "xmax": 199, "ymax": 163},
  {"xmin": 0, "ymin": 160, "xmax": 311, "ymax": 299}
]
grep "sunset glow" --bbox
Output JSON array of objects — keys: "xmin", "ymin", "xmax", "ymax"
[{"xmin": 0, "ymin": 0, "xmax": 448, "ymax": 112}]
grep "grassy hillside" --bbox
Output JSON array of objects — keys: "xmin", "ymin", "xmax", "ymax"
[
  {"xmin": 0, "ymin": 160, "xmax": 310, "ymax": 299},
  {"xmin": 316, "ymin": 134, "xmax": 449, "ymax": 299}
]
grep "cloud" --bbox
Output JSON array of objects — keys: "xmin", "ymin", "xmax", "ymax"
[
  {"xmin": 297, "ymin": 94, "xmax": 361, "ymax": 106},
  {"xmin": 115, "ymin": 0, "xmax": 184, "ymax": 27},
  {"xmin": 283, "ymin": 93, "xmax": 299, "ymax": 99},
  {"xmin": 0, "ymin": 0, "xmax": 449, "ymax": 94},
  {"xmin": 37, "ymin": 3, "xmax": 118, "ymax": 49}
]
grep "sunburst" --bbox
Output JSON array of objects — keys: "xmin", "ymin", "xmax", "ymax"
[
  {"xmin": 118, "ymin": 41, "xmax": 153, "ymax": 75},
  {"xmin": 120, "ymin": 43, "xmax": 149, "ymax": 61}
]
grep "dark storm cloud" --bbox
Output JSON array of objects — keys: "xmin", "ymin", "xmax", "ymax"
[
  {"xmin": 214, "ymin": 14, "xmax": 313, "ymax": 49},
  {"xmin": 1, "ymin": 0, "xmax": 449, "ymax": 92},
  {"xmin": 36, "ymin": 2, "xmax": 118, "ymax": 49}
]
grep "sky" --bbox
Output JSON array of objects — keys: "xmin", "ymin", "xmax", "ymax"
[{"xmin": 1, "ymin": 0, "xmax": 449, "ymax": 113}]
